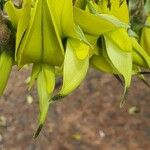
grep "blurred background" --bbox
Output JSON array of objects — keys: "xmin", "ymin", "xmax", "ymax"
[{"xmin": 0, "ymin": 67, "xmax": 150, "ymax": 150}]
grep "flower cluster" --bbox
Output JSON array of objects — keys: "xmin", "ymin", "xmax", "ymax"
[{"xmin": 0, "ymin": 0, "xmax": 150, "ymax": 137}]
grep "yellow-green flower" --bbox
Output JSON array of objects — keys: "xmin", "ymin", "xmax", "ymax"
[{"xmin": 140, "ymin": 15, "xmax": 150, "ymax": 56}]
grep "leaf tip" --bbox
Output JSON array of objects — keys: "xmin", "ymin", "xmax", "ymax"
[
  {"xmin": 33, "ymin": 124, "xmax": 43, "ymax": 139},
  {"xmin": 120, "ymin": 88, "xmax": 129, "ymax": 108}
]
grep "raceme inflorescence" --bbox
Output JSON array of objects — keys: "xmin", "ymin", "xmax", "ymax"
[{"xmin": 0, "ymin": 0, "xmax": 150, "ymax": 137}]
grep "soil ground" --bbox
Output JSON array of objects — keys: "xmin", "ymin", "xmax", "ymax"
[{"xmin": 0, "ymin": 67, "xmax": 150, "ymax": 150}]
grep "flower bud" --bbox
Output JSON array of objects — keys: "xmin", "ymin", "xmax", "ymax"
[{"xmin": 0, "ymin": 51, "xmax": 13, "ymax": 96}]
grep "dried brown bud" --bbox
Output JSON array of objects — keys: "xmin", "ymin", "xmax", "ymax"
[
  {"xmin": 0, "ymin": 12, "xmax": 11, "ymax": 48},
  {"xmin": 0, "ymin": 23, "xmax": 11, "ymax": 46}
]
